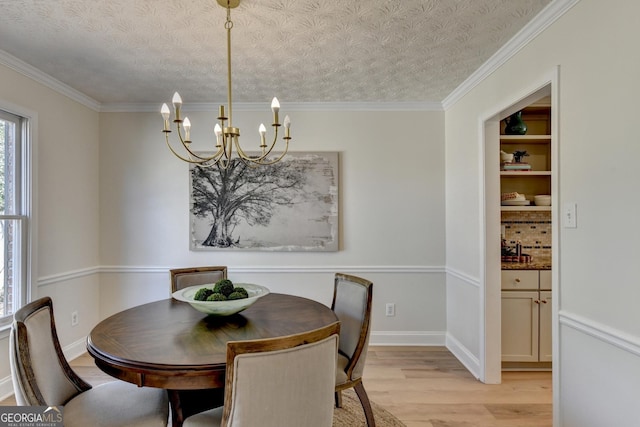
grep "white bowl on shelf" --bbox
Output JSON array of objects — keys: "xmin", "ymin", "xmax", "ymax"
[
  {"xmin": 534, "ymin": 195, "xmax": 551, "ymax": 206},
  {"xmin": 500, "ymin": 152, "xmax": 514, "ymax": 163}
]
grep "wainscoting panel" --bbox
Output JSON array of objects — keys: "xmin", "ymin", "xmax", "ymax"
[{"xmin": 558, "ymin": 311, "xmax": 640, "ymax": 426}]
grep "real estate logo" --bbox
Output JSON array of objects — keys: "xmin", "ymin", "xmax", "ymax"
[{"xmin": 0, "ymin": 406, "xmax": 63, "ymax": 427}]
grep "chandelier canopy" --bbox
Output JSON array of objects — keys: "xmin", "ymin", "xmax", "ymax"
[{"xmin": 161, "ymin": 0, "xmax": 291, "ymax": 168}]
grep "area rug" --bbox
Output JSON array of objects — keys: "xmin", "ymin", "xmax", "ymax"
[{"xmin": 333, "ymin": 389, "xmax": 406, "ymax": 427}]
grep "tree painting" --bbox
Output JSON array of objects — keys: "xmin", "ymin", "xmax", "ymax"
[{"xmin": 190, "ymin": 152, "xmax": 338, "ymax": 251}]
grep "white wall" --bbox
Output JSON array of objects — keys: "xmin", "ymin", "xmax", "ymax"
[
  {"xmin": 0, "ymin": 61, "xmax": 101, "ymax": 398},
  {"xmin": 98, "ymin": 109, "xmax": 447, "ymax": 341},
  {"xmin": 445, "ymin": 0, "xmax": 640, "ymax": 424}
]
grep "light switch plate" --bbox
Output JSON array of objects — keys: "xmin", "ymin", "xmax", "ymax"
[{"xmin": 563, "ymin": 203, "xmax": 577, "ymax": 228}]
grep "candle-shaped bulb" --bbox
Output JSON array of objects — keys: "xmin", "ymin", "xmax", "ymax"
[
  {"xmin": 183, "ymin": 117, "xmax": 191, "ymax": 141},
  {"xmin": 283, "ymin": 115, "xmax": 291, "ymax": 138},
  {"xmin": 161, "ymin": 103, "xmax": 170, "ymax": 120},
  {"xmin": 271, "ymin": 97, "xmax": 280, "ymax": 124},
  {"xmin": 172, "ymin": 92, "xmax": 183, "ymax": 107},
  {"xmin": 270, "ymin": 97, "xmax": 280, "ymax": 112},
  {"xmin": 259, "ymin": 123, "xmax": 267, "ymax": 148},
  {"xmin": 214, "ymin": 123, "xmax": 222, "ymax": 147},
  {"xmin": 172, "ymin": 92, "xmax": 183, "ymax": 121}
]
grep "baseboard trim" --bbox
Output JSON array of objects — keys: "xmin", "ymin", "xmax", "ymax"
[
  {"xmin": 446, "ymin": 332, "xmax": 481, "ymax": 379},
  {"xmin": 370, "ymin": 331, "xmax": 446, "ymax": 346},
  {"xmin": 63, "ymin": 337, "xmax": 88, "ymax": 362}
]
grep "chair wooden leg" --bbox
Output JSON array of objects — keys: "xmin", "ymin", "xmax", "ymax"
[
  {"xmin": 354, "ymin": 382, "xmax": 376, "ymax": 427},
  {"xmin": 335, "ymin": 390, "xmax": 343, "ymax": 408}
]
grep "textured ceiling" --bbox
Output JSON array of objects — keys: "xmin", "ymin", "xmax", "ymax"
[{"xmin": 0, "ymin": 0, "xmax": 551, "ymax": 105}]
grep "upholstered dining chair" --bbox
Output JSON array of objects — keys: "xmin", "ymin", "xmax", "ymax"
[
  {"xmin": 182, "ymin": 321, "xmax": 341, "ymax": 427},
  {"xmin": 332, "ymin": 273, "xmax": 375, "ymax": 426},
  {"xmin": 9, "ymin": 296, "xmax": 169, "ymax": 427},
  {"xmin": 170, "ymin": 266, "xmax": 228, "ymax": 294}
]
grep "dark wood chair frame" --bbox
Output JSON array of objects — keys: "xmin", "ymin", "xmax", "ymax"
[
  {"xmin": 169, "ymin": 265, "xmax": 228, "ymax": 293},
  {"xmin": 332, "ymin": 273, "xmax": 375, "ymax": 426},
  {"xmin": 12, "ymin": 296, "xmax": 92, "ymax": 405}
]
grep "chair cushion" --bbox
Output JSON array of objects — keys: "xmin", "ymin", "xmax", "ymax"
[
  {"xmin": 182, "ymin": 406, "xmax": 223, "ymax": 427},
  {"xmin": 335, "ymin": 353, "xmax": 349, "ymax": 385},
  {"xmin": 64, "ymin": 382, "xmax": 169, "ymax": 427}
]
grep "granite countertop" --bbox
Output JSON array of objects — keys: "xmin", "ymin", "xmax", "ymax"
[{"xmin": 502, "ymin": 257, "xmax": 552, "ymax": 270}]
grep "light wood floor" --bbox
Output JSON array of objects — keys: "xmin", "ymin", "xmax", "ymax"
[
  {"xmin": 365, "ymin": 346, "xmax": 552, "ymax": 427},
  {"xmin": 2, "ymin": 346, "xmax": 552, "ymax": 427}
]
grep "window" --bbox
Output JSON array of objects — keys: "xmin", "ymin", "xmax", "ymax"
[{"xmin": 0, "ymin": 109, "xmax": 29, "ymax": 328}]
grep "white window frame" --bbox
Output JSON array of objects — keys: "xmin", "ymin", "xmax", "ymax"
[{"xmin": 0, "ymin": 103, "xmax": 35, "ymax": 331}]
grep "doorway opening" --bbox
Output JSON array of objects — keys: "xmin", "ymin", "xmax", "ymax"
[{"xmin": 481, "ymin": 73, "xmax": 559, "ymax": 385}]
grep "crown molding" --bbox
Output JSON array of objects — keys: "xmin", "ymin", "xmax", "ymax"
[
  {"xmin": 442, "ymin": 0, "xmax": 582, "ymax": 110},
  {"xmin": 0, "ymin": 48, "xmax": 101, "ymax": 111}
]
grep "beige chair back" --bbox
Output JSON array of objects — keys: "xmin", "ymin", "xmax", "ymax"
[
  {"xmin": 221, "ymin": 322, "xmax": 340, "ymax": 427},
  {"xmin": 170, "ymin": 266, "xmax": 228, "ymax": 293},
  {"xmin": 10, "ymin": 297, "xmax": 91, "ymax": 406},
  {"xmin": 332, "ymin": 273, "xmax": 373, "ymax": 381}
]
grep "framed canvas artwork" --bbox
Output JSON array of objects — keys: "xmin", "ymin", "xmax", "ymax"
[{"xmin": 189, "ymin": 151, "xmax": 339, "ymax": 251}]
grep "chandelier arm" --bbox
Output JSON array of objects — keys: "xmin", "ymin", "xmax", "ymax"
[
  {"xmin": 234, "ymin": 126, "xmax": 281, "ymax": 162},
  {"xmin": 165, "ymin": 134, "xmax": 222, "ymax": 165},
  {"xmin": 251, "ymin": 142, "xmax": 290, "ymax": 165},
  {"xmin": 169, "ymin": 124, "xmax": 225, "ymax": 163}
]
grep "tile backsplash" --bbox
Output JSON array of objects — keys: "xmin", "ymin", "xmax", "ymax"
[{"xmin": 501, "ymin": 211, "xmax": 551, "ymax": 259}]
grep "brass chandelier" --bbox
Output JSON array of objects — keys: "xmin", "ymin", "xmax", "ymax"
[{"xmin": 161, "ymin": 0, "xmax": 291, "ymax": 168}]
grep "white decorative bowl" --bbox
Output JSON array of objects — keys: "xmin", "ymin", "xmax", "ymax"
[
  {"xmin": 172, "ymin": 283, "xmax": 270, "ymax": 316},
  {"xmin": 501, "ymin": 152, "xmax": 514, "ymax": 163},
  {"xmin": 534, "ymin": 195, "xmax": 551, "ymax": 206}
]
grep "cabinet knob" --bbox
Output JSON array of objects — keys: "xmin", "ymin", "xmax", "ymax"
[
  {"xmin": 515, "ymin": 278, "xmax": 521, "ymax": 283},
  {"xmin": 540, "ymin": 299, "xmax": 548, "ymax": 304},
  {"xmin": 534, "ymin": 299, "xmax": 540, "ymax": 304}
]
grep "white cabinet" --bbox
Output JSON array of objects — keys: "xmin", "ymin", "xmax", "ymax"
[
  {"xmin": 501, "ymin": 291, "xmax": 539, "ymax": 362},
  {"xmin": 501, "ymin": 270, "xmax": 552, "ymax": 363},
  {"xmin": 539, "ymin": 291, "xmax": 552, "ymax": 362}
]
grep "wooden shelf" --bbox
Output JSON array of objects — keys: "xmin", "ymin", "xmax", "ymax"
[
  {"xmin": 500, "ymin": 135, "xmax": 551, "ymax": 143},
  {"xmin": 500, "ymin": 171, "xmax": 551, "ymax": 176},
  {"xmin": 501, "ymin": 206, "xmax": 551, "ymax": 212}
]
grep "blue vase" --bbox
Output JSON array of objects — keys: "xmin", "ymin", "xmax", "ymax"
[{"xmin": 504, "ymin": 111, "xmax": 527, "ymax": 135}]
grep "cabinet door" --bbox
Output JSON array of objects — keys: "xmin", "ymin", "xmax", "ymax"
[
  {"xmin": 538, "ymin": 291, "xmax": 552, "ymax": 362},
  {"xmin": 501, "ymin": 291, "xmax": 539, "ymax": 362}
]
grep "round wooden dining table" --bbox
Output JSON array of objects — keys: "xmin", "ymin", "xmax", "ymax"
[{"xmin": 87, "ymin": 292, "xmax": 338, "ymax": 426}]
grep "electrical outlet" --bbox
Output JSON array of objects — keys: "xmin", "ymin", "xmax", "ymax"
[
  {"xmin": 71, "ymin": 311, "xmax": 79, "ymax": 327},
  {"xmin": 385, "ymin": 303, "xmax": 395, "ymax": 317}
]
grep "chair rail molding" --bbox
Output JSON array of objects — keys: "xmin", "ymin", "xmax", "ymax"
[
  {"xmin": 559, "ymin": 310, "xmax": 640, "ymax": 358},
  {"xmin": 99, "ymin": 265, "xmax": 446, "ymax": 275},
  {"xmin": 37, "ymin": 265, "xmax": 445, "ymax": 288},
  {"xmin": 446, "ymin": 267, "xmax": 480, "ymax": 288}
]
